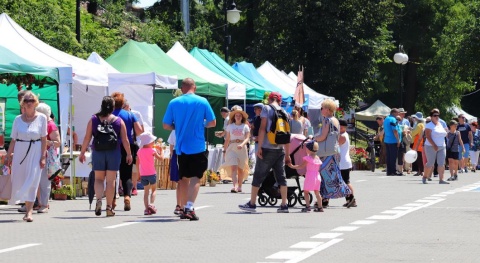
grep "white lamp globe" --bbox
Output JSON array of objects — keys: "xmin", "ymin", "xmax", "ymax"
[
  {"xmin": 393, "ymin": 52, "xmax": 409, "ymax": 65},
  {"xmin": 227, "ymin": 8, "xmax": 241, "ymax": 24}
]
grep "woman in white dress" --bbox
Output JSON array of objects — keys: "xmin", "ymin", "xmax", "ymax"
[
  {"xmin": 6, "ymin": 91, "xmax": 47, "ymax": 222},
  {"xmin": 221, "ymin": 108, "xmax": 250, "ymax": 193}
]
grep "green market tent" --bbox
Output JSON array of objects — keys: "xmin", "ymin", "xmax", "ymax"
[
  {"xmin": 190, "ymin": 47, "xmax": 267, "ymax": 101},
  {"xmin": 106, "ymin": 40, "xmax": 226, "ymax": 98},
  {"xmin": 106, "ymin": 40, "xmax": 225, "ymax": 144},
  {"xmin": 0, "ymin": 46, "xmax": 63, "ymax": 139}
]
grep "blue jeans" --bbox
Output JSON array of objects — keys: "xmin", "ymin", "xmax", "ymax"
[
  {"xmin": 252, "ymin": 148, "xmax": 287, "ymax": 187},
  {"xmin": 385, "ymin": 143, "xmax": 398, "ymax": 175}
]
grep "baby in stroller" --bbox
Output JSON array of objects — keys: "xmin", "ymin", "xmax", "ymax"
[{"xmin": 256, "ymin": 134, "xmax": 316, "ymax": 208}]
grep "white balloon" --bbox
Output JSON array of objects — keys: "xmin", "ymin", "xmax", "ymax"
[{"xmin": 405, "ymin": 150, "xmax": 417, "ymax": 163}]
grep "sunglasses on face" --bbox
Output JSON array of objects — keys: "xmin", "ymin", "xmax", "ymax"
[
  {"xmin": 23, "ymin": 99, "xmax": 35, "ymax": 103},
  {"xmin": 432, "ymin": 114, "xmax": 439, "ymax": 117}
]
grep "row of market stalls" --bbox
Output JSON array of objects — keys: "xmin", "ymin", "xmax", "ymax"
[{"xmin": 0, "ymin": 13, "xmax": 334, "ymax": 147}]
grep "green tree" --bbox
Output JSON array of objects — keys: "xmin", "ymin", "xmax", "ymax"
[{"xmin": 250, "ymin": 0, "xmax": 398, "ymax": 108}]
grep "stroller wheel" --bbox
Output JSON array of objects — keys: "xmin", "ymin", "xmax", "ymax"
[
  {"xmin": 297, "ymin": 192, "xmax": 313, "ymax": 207},
  {"xmin": 258, "ymin": 195, "xmax": 268, "ymax": 206},
  {"xmin": 288, "ymin": 192, "xmax": 298, "ymax": 207},
  {"xmin": 268, "ymin": 197, "xmax": 278, "ymax": 206}
]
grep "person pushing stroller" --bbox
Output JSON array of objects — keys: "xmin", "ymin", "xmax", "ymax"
[{"xmin": 288, "ymin": 141, "xmax": 324, "ymax": 212}]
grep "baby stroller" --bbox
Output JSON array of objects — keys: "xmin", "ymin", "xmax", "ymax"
[{"xmin": 257, "ymin": 134, "xmax": 313, "ymax": 207}]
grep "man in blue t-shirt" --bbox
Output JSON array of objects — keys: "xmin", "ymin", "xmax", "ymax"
[
  {"xmin": 383, "ymin": 108, "xmax": 401, "ymax": 175},
  {"xmin": 457, "ymin": 114, "xmax": 473, "ymax": 173},
  {"xmin": 163, "ymin": 78, "xmax": 216, "ymax": 221}
]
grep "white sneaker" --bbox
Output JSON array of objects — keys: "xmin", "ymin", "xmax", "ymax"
[
  {"xmin": 17, "ymin": 206, "xmax": 26, "ymax": 213},
  {"xmin": 37, "ymin": 207, "xmax": 49, "ymax": 213}
]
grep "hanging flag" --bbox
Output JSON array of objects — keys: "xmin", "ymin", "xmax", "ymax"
[{"xmin": 294, "ymin": 65, "xmax": 305, "ymax": 106}]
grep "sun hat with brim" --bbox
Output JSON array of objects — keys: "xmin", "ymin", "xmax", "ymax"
[
  {"xmin": 229, "ymin": 108, "xmax": 249, "ymax": 122},
  {"xmin": 253, "ymin": 103, "xmax": 264, "ymax": 109},
  {"xmin": 138, "ymin": 132, "xmax": 157, "ymax": 147},
  {"xmin": 411, "ymin": 112, "xmax": 425, "ymax": 122},
  {"xmin": 398, "ymin": 108, "xmax": 407, "ymax": 113}
]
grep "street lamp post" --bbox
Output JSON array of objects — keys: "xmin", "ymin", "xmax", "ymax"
[
  {"xmin": 393, "ymin": 45, "xmax": 408, "ymax": 108},
  {"xmin": 224, "ymin": 0, "xmax": 241, "ymax": 64}
]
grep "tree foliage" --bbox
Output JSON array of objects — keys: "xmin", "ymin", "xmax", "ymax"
[{"xmin": 1, "ymin": 0, "xmax": 480, "ymax": 115}]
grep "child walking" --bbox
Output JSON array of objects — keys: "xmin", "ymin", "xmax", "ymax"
[
  {"xmin": 137, "ymin": 132, "xmax": 164, "ymax": 215},
  {"xmin": 288, "ymin": 141, "xmax": 324, "ymax": 212}
]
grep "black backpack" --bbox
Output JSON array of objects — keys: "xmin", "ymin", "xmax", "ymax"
[{"xmin": 93, "ymin": 115, "xmax": 118, "ymax": 151}]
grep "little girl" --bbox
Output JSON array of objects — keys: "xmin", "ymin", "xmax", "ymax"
[
  {"xmin": 288, "ymin": 141, "xmax": 323, "ymax": 212},
  {"xmin": 137, "ymin": 132, "xmax": 164, "ymax": 215}
]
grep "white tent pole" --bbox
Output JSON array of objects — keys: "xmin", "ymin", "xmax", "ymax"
[{"xmin": 151, "ymin": 84, "xmax": 155, "ymax": 135}]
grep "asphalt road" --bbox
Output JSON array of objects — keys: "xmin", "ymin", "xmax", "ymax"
[{"xmin": 1, "ymin": 170, "xmax": 480, "ymax": 263}]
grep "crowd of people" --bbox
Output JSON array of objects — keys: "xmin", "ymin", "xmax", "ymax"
[
  {"xmin": 8, "ymin": 77, "xmax": 422, "ymax": 222},
  {"xmin": 379, "ymin": 107, "xmax": 480, "ymax": 184}
]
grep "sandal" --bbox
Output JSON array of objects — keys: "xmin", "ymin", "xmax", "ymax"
[
  {"xmin": 23, "ymin": 215, "xmax": 33, "ymax": 222},
  {"xmin": 95, "ymin": 200, "xmax": 102, "ymax": 216},
  {"xmin": 237, "ymin": 188, "xmax": 242, "ymax": 193},
  {"xmin": 230, "ymin": 188, "xmax": 237, "ymax": 193},
  {"xmin": 106, "ymin": 205, "xmax": 115, "ymax": 217},
  {"xmin": 314, "ymin": 207, "xmax": 324, "ymax": 212}
]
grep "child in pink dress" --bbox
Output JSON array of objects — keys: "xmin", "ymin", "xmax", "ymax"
[
  {"xmin": 288, "ymin": 141, "xmax": 323, "ymax": 212},
  {"xmin": 137, "ymin": 132, "xmax": 164, "ymax": 215}
]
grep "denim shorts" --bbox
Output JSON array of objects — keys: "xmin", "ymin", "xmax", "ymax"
[
  {"xmin": 141, "ymin": 175, "xmax": 157, "ymax": 186},
  {"xmin": 92, "ymin": 149, "xmax": 121, "ymax": 171},
  {"xmin": 252, "ymin": 148, "xmax": 287, "ymax": 187}
]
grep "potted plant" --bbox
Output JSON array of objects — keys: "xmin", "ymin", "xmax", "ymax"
[
  {"xmin": 51, "ymin": 185, "xmax": 74, "ymax": 200},
  {"xmin": 204, "ymin": 170, "xmax": 220, "ymax": 186},
  {"xmin": 350, "ymin": 147, "xmax": 368, "ymax": 170}
]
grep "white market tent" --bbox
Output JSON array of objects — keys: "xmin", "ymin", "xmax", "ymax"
[
  {"xmin": 87, "ymin": 52, "xmax": 178, "ymax": 134},
  {"xmin": 257, "ymin": 61, "xmax": 331, "ymax": 109},
  {"xmin": 449, "ymin": 106, "xmax": 477, "ymax": 123},
  {"xmin": 0, "ymin": 13, "xmax": 103, "ymax": 146},
  {"xmin": 355, "ymin": 100, "xmax": 391, "ymax": 121},
  {"xmin": 166, "ymin": 41, "xmax": 246, "ymax": 101}
]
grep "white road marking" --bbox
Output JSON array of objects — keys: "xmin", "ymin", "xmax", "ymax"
[
  {"xmin": 0, "ymin": 243, "xmax": 41, "ymax": 254},
  {"xmin": 266, "ymin": 251, "xmax": 304, "ymax": 260},
  {"xmin": 331, "ymin": 226, "xmax": 359, "ymax": 232},
  {"xmin": 381, "ymin": 210, "xmax": 402, "ymax": 214},
  {"xmin": 260, "ymin": 180, "xmax": 480, "ymax": 262},
  {"xmin": 355, "ymin": 180, "xmax": 367, "ymax": 183},
  {"xmin": 403, "ymin": 203, "xmax": 423, "ymax": 207},
  {"xmin": 393, "ymin": 206, "xmax": 412, "ymax": 210},
  {"xmin": 104, "ymin": 206, "xmax": 212, "ymax": 229},
  {"xmin": 104, "ymin": 222, "xmax": 140, "ymax": 229},
  {"xmin": 284, "ymin": 239, "xmax": 343, "ymax": 263},
  {"xmin": 194, "ymin": 206, "xmax": 211, "ymax": 210},
  {"xmin": 290, "ymin": 242, "xmax": 324, "ymax": 249},
  {"xmin": 350, "ymin": 220, "xmax": 377, "ymax": 225},
  {"xmin": 311, "ymin": 232, "xmax": 343, "ymax": 239}
]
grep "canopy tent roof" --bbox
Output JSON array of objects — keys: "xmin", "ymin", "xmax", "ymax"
[
  {"xmin": 0, "ymin": 13, "xmax": 86, "ymax": 147},
  {"xmin": 167, "ymin": 42, "xmax": 246, "ymax": 100},
  {"xmin": 257, "ymin": 61, "xmax": 332, "ymax": 109},
  {"xmin": 232, "ymin": 61, "xmax": 291, "ymax": 102},
  {"xmin": 355, "ymin": 100, "xmax": 391, "ymax": 121},
  {"xmin": 0, "ymin": 46, "xmax": 59, "ymax": 81},
  {"xmin": 190, "ymin": 47, "xmax": 267, "ymax": 101},
  {"xmin": 0, "ymin": 13, "xmax": 104, "ymax": 86},
  {"xmin": 106, "ymin": 40, "xmax": 226, "ymax": 97},
  {"xmin": 449, "ymin": 106, "xmax": 477, "ymax": 123},
  {"xmin": 87, "ymin": 52, "xmax": 120, "ymax": 74}
]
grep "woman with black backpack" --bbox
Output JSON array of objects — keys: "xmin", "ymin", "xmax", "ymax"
[{"xmin": 79, "ymin": 96, "xmax": 132, "ymax": 217}]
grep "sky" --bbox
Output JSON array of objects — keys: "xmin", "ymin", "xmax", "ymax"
[{"xmin": 134, "ymin": 0, "xmax": 159, "ymax": 8}]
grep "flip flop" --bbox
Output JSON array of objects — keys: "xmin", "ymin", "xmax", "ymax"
[{"xmin": 231, "ymin": 188, "xmax": 237, "ymax": 193}]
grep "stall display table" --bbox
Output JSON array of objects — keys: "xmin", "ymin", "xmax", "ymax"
[{"xmin": 61, "ymin": 151, "xmax": 91, "ymax": 198}]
